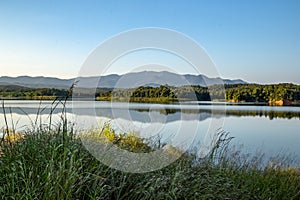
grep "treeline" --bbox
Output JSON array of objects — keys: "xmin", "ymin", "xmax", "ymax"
[
  {"xmin": 1, "ymin": 83, "xmax": 300, "ymax": 105},
  {"xmin": 98, "ymin": 83, "xmax": 300, "ymax": 105},
  {"xmin": 225, "ymin": 83, "xmax": 300, "ymax": 105},
  {"xmin": 0, "ymin": 85, "xmax": 68, "ymax": 100},
  {"xmin": 97, "ymin": 85, "xmax": 211, "ymax": 102}
]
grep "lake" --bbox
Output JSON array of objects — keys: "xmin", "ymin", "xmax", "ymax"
[{"xmin": 1, "ymin": 100, "xmax": 300, "ymax": 165}]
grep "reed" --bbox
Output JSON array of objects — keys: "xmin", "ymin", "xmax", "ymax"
[{"xmin": 0, "ymin": 99, "xmax": 299, "ymax": 199}]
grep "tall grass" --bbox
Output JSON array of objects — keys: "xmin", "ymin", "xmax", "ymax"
[{"xmin": 0, "ymin": 100, "xmax": 300, "ymax": 199}]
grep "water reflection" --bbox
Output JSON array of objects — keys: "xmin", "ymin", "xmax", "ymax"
[
  {"xmin": 1, "ymin": 101, "xmax": 299, "ymax": 122},
  {"xmin": 1, "ymin": 100, "xmax": 300, "ymax": 164}
]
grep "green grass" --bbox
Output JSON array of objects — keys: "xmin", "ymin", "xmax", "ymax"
[
  {"xmin": 1, "ymin": 97, "xmax": 300, "ymax": 199},
  {"xmin": 1, "ymin": 122, "xmax": 300, "ymax": 199}
]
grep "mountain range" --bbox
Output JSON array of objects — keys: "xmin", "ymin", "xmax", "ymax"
[{"xmin": 0, "ymin": 71, "xmax": 246, "ymax": 89}]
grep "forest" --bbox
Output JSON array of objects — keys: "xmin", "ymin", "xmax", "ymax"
[
  {"xmin": 1, "ymin": 83, "xmax": 300, "ymax": 105},
  {"xmin": 225, "ymin": 83, "xmax": 300, "ymax": 105},
  {"xmin": 97, "ymin": 83, "xmax": 300, "ymax": 105},
  {"xmin": 0, "ymin": 85, "xmax": 68, "ymax": 100}
]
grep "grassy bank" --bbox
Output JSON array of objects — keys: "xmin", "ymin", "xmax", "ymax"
[{"xmin": 1, "ymin": 121, "xmax": 300, "ymax": 199}]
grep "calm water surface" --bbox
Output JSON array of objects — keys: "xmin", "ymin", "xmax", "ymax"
[{"xmin": 1, "ymin": 100, "xmax": 300, "ymax": 164}]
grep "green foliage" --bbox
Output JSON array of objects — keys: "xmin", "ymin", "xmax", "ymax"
[
  {"xmin": 97, "ymin": 85, "xmax": 211, "ymax": 102},
  {"xmin": 81, "ymin": 123, "xmax": 153, "ymax": 153},
  {"xmin": 0, "ymin": 85, "xmax": 68, "ymax": 100},
  {"xmin": 1, "ymin": 122, "xmax": 300, "ymax": 199},
  {"xmin": 98, "ymin": 83, "xmax": 300, "ymax": 105},
  {"xmin": 225, "ymin": 83, "xmax": 300, "ymax": 103},
  {"xmin": 0, "ymin": 96, "xmax": 300, "ymax": 200},
  {"xmin": 2, "ymin": 83, "xmax": 300, "ymax": 105}
]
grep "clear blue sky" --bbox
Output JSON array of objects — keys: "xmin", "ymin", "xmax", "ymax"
[{"xmin": 0, "ymin": 0, "xmax": 300, "ymax": 84}]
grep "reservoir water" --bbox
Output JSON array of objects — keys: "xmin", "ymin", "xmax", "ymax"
[{"xmin": 1, "ymin": 100, "xmax": 300, "ymax": 164}]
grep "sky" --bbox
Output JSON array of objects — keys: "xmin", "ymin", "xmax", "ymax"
[{"xmin": 0, "ymin": 0, "xmax": 300, "ymax": 84}]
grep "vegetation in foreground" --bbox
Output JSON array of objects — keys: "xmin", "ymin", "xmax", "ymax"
[{"xmin": 1, "ymin": 118, "xmax": 300, "ymax": 199}]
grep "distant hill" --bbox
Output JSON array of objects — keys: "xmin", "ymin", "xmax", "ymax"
[
  {"xmin": 0, "ymin": 71, "xmax": 246, "ymax": 89},
  {"xmin": 0, "ymin": 76, "xmax": 74, "ymax": 89}
]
